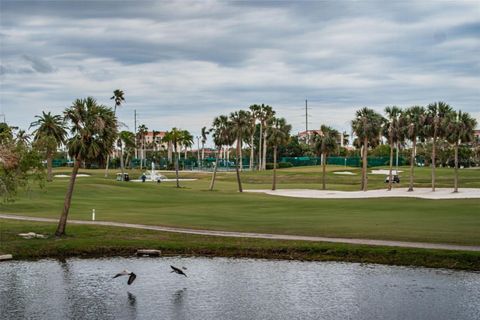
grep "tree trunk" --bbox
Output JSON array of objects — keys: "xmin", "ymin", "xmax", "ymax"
[
  {"xmin": 249, "ymin": 134, "xmax": 254, "ymax": 170},
  {"xmin": 258, "ymin": 122, "xmax": 263, "ymax": 170},
  {"xmin": 408, "ymin": 138, "xmax": 416, "ymax": 192},
  {"xmin": 322, "ymin": 152, "xmax": 327, "ymax": 190},
  {"xmin": 104, "ymin": 154, "xmax": 110, "ymax": 177},
  {"xmin": 239, "ymin": 140, "xmax": 243, "ymax": 172},
  {"xmin": 454, "ymin": 141, "xmax": 459, "ymax": 193},
  {"xmin": 125, "ymin": 153, "xmax": 130, "ymax": 169},
  {"xmin": 47, "ymin": 152, "xmax": 53, "ymax": 182},
  {"xmin": 432, "ymin": 126, "xmax": 437, "ymax": 191},
  {"xmin": 55, "ymin": 157, "xmax": 81, "ymax": 236},
  {"xmin": 272, "ymin": 145, "xmax": 277, "ymax": 190},
  {"xmin": 209, "ymin": 148, "xmax": 220, "ymax": 191},
  {"xmin": 235, "ymin": 138, "xmax": 243, "ymax": 192},
  {"xmin": 262, "ymin": 127, "xmax": 268, "ymax": 170},
  {"xmin": 388, "ymin": 137, "xmax": 394, "ymax": 191},
  {"xmin": 362, "ymin": 137, "xmax": 368, "ymax": 191},
  {"xmin": 175, "ymin": 147, "xmax": 180, "ymax": 188},
  {"xmin": 120, "ymin": 143, "xmax": 125, "ymax": 181},
  {"xmin": 168, "ymin": 142, "xmax": 172, "ymax": 162}
]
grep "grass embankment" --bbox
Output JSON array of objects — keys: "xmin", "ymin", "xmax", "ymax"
[
  {"xmin": 1, "ymin": 219, "xmax": 479, "ymax": 271},
  {"xmin": 1, "ymin": 166, "xmax": 479, "ymax": 246}
]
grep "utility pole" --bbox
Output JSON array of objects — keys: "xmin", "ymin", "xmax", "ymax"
[
  {"xmin": 305, "ymin": 99, "xmax": 308, "ymax": 132},
  {"xmin": 196, "ymin": 136, "xmax": 200, "ymax": 169},
  {"xmin": 134, "ymin": 110, "xmax": 138, "ymax": 159}
]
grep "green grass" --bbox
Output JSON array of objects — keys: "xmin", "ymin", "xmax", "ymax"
[
  {"xmin": 1, "ymin": 220, "xmax": 479, "ymax": 270},
  {"xmin": 1, "ymin": 166, "xmax": 479, "ymax": 246}
]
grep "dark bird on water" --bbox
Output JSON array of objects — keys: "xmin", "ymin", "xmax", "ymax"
[
  {"xmin": 113, "ymin": 270, "xmax": 137, "ymax": 285},
  {"xmin": 170, "ymin": 265, "xmax": 187, "ymax": 277}
]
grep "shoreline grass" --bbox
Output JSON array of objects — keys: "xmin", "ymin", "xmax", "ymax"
[{"xmin": 1, "ymin": 220, "xmax": 479, "ymax": 271}]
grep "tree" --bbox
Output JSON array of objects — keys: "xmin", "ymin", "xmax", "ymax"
[
  {"xmin": 200, "ymin": 126, "xmax": 209, "ymax": 165},
  {"xmin": 248, "ymin": 104, "xmax": 262, "ymax": 170},
  {"xmin": 105, "ymin": 89, "xmax": 125, "ymax": 177},
  {"xmin": 425, "ymin": 102, "xmax": 453, "ymax": 191},
  {"xmin": 267, "ymin": 117, "xmax": 291, "ymax": 190},
  {"xmin": 30, "ymin": 111, "xmax": 67, "ymax": 182},
  {"xmin": 229, "ymin": 110, "xmax": 250, "ymax": 192},
  {"xmin": 56, "ymin": 97, "xmax": 117, "ymax": 236},
  {"xmin": 445, "ymin": 110, "xmax": 477, "ymax": 192},
  {"xmin": 162, "ymin": 128, "xmax": 191, "ymax": 188},
  {"xmin": 314, "ymin": 125, "xmax": 339, "ymax": 190},
  {"xmin": 259, "ymin": 105, "xmax": 275, "ymax": 170},
  {"xmin": 384, "ymin": 106, "xmax": 403, "ymax": 191},
  {"xmin": 137, "ymin": 124, "xmax": 148, "ymax": 170},
  {"xmin": 181, "ymin": 130, "xmax": 194, "ymax": 165},
  {"xmin": 402, "ymin": 106, "xmax": 426, "ymax": 192},
  {"xmin": 1, "ymin": 125, "xmax": 45, "ymax": 202},
  {"xmin": 119, "ymin": 131, "xmax": 135, "ymax": 169},
  {"xmin": 209, "ymin": 115, "xmax": 234, "ymax": 191},
  {"xmin": 351, "ymin": 108, "xmax": 385, "ymax": 191}
]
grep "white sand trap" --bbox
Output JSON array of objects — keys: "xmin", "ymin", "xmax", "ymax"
[
  {"xmin": 370, "ymin": 169, "xmax": 403, "ymax": 175},
  {"xmin": 245, "ymin": 188, "xmax": 480, "ymax": 200},
  {"xmin": 54, "ymin": 174, "xmax": 90, "ymax": 178},
  {"xmin": 333, "ymin": 171, "xmax": 356, "ymax": 175},
  {"xmin": 131, "ymin": 178, "xmax": 197, "ymax": 182}
]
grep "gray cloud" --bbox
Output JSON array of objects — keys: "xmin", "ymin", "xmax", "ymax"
[{"xmin": 0, "ymin": 0, "xmax": 478, "ymax": 136}]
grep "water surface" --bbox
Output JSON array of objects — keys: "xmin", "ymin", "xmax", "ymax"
[{"xmin": 1, "ymin": 257, "xmax": 479, "ymax": 320}]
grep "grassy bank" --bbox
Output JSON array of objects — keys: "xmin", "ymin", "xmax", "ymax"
[
  {"xmin": 1, "ymin": 220, "xmax": 479, "ymax": 270},
  {"xmin": 1, "ymin": 166, "xmax": 479, "ymax": 245}
]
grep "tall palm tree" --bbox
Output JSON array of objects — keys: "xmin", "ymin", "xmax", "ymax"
[
  {"xmin": 267, "ymin": 117, "xmax": 291, "ymax": 190},
  {"xmin": 105, "ymin": 89, "xmax": 125, "ymax": 177},
  {"xmin": 56, "ymin": 97, "xmax": 117, "ymax": 236},
  {"xmin": 351, "ymin": 107, "xmax": 385, "ymax": 191},
  {"xmin": 162, "ymin": 128, "xmax": 191, "ymax": 188},
  {"xmin": 314, "ymin": 125, "xmax": 339, "ymax": 190},
  {"xmin": 229, "ymin": 110, "xmax": 250, "ymax": 192},
  {"xmin": 248, "ymin": 104, "xmax": 261, "ymax": 170},
  {"xmin": 425, "ymin": 101, "xmax": 453, "ymax": 191},
  {"xmin": 261, "ymin": 105, "xmax": 275, "ymax": 170},
  {"xmin": 120, "ymin": 131, "xmax": 136, "ymax": 168},
  {"xmin": 137, "ymin": 124, "xmax": 148, "ymax": 170},
  {"xmin": 209, "ymin": 115, "xmax": 234, "ymax": 191},
  {"xmin": 384, "ymin": 106, "xmax": 403, "ymax": 191},
  {"xmin": 30, "ymin": 111, "xmax": 67, "ymax": 182},
  {"xmin": 402, "ymin": 106, "xmax": 426, "ymax": 192},
  {"xmin": 181, "ymin": 130, "xmax": 194, "ymax": 164},
  {"xmin": 200, "ymin": 126, "xmax": 209, "ymax": 165},
  {"xmin": 445, "ymin": 110, "xmax": 477, "ymax": 192}
]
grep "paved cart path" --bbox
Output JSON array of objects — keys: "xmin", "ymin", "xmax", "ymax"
[{"xmin": 2, "ymin": 213, "xmax": 480, "ymax": 252}]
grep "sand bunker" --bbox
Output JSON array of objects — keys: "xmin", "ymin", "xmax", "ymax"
[
  {"xmin": 54, "ymin": 174, "xmax": 90, "ymax": 178},
  {"xmin": 246, "ymin": 188, "xmax": 480, "ymax": 200},
  {"xmin": 370, "ymin": 170, "xmax": 403, "ymax": 175},
  {"xmin": 333, "ymin": 171, "xmax": 356, "ymax": 175}
]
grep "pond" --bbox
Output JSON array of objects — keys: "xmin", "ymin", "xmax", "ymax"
[{"xmin": 1, "ymin": 257, "xmax": 479, "ymax": 320}]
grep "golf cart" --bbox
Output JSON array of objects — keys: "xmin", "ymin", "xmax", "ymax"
[
  {"xmin": 384, "ymin": 174, "xmax": 400, "ymax": 183},
  {"xmin": 116, "ymin": 173, "xmax": 130, "ymax": 181}
]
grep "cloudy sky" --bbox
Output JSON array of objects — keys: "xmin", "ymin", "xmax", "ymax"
[{"xmin": 1, "ymin": 0, "xmax": 479, "ymax": 140}]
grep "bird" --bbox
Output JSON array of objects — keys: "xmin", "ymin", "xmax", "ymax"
[
  {"xmin": 170, "ymin": 265, "xmax": 187, "ymax": 277},
  {"xmin": 113, "ymin": 270, "xmax": 137, "ymax": 285}
]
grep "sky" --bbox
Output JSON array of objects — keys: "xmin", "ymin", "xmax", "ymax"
[{"xmin": 1, "ymin": 0, "xmax": 479, "ymax": 142}]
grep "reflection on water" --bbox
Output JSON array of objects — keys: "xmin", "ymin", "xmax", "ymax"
[{"xmin": 0, "ymin": 257, "xmax": 479, "ymax": 320}]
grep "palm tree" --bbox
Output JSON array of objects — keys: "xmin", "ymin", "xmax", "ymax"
[
  {"xmin": 181, "ymin": 130, "xmax": 194, "ymax": 166},
  {"xmin": 314, "ymin": 125, "xmax": 339, "ymax": 190},
  {"xmin": 248, "ymin": 104, "xmax": 261, "ymax": 170},
  {"xmin": 120, "ymin": 131, "xmax": 136, "ymax": 168},
  {"xmin": 105, "ymin": 89, "xmax": 125, "ymax": 177},
  {"xmin": 402, "ymin": 106, "xmax": 426, "ymax": 192},
  {"xmin": 209, "ymin": 115, "xmax": 234, "ymax": 191},
  {"xmin": 229, "ymin": 110, "xmax": 250, "ymax": 192},
  {"xmin": 162, "ymin": 128, "xmax": 191, "ymax": 188},
  {"xmin": 137, "ymin": 124, "xmax": 148, "ymax": 170},
  {"xmin": 56, "ymin": 97, "xmax": 117, "ymax": 236},
  {"xmin": 261, "ymin": 105, "xmax": 275, "ymax": 170},
  {"xmin": 351, "ymin": 107, "xmax": 385, "ymax": 191},
  {"xmin": 200, "ymin": 126, "xmax": 209, "ymax": 166},
  {"xmin": 384, "ymin": 106, "xmax": 403, "ymax": 191},
  {"xmin": 30, "ymin": 111, "xmax": 67, "ymax": 182},
  {"xmin": 267, "ymin": 117, "xmax": 291, "ymax": 190},
  {"xmin": 445, "ymin": 110, "xmax": 477, "ymax": 192},
  {"xmin": 425, "ymin": 101, "xmax": 453, "ymax": 191}
]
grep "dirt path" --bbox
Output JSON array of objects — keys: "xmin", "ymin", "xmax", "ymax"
[{"xmin": 1, "ymin": 213, "xmax": 480, "ymax": 252}]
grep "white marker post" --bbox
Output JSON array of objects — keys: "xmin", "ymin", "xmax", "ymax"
[{"xmin": 92, "ymin": 209, "xmax": 96, "ymax": 221}]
